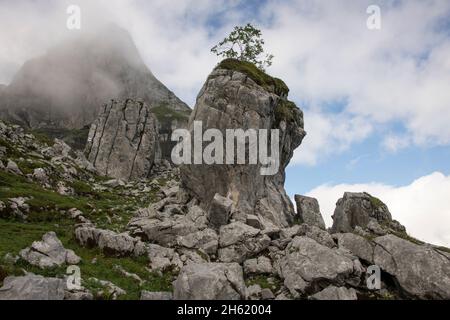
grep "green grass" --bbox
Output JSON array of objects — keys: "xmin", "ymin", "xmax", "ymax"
[
  {"xmin": 151, "ymin": 103, "xmax": 190, "ymax": 122},
  {"xmin": 216, "ymin": 58, "xmax": 289, "ymax": 97},
  {"xmin": 0, "ymin": 219, "xmax": 175, "ymax": 300},
  {"xmin": 245, "ymin": 275, "xmax": 282, "ymax": 292},
  {"xmin": 274, "ymin": 100, "xmax": 302, "ymax": 127},
  {"xmin": 0, "ymin": 138, "xmax": 21, "ymax": 158},
  {"xmin": 30, "ymin": 127, "xmax": 90, "ymax": 151},
  {"xmin": 368, "ymin": 195, "xmax": 386, "ymax": 209}
]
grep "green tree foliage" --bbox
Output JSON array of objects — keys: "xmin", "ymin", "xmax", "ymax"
[{"xmin": 211, "ymin": 23, "xmax": 274, "ymax": 71}]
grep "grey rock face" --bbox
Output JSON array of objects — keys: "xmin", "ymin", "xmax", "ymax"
[
  {"xmin": 218, "ymin": 222, "xmax": 271, "ymax": 263},
  {"xmin": 140, "ymin": 291, "xmax": 173, "ymax": 300},
  {"xmin": 333, "ymin": 233, "xmax": 374, "ymax": 264},
  {"xmin": 85, "ymin": 99, "xmax": 160, "ymax": 181},
  {"xmin": 0, "ymin": 275, "xmax": 65, "ymax": 300},
  {"xmin": 278, "ymin": 236, "xmax": 354, "ymax": 297},
  {"xmin": 0, "ymin": 25, "xmax": 190, "ymax": 133},
  {"xmin": 173, "ymin": 263, "xmax": 246, "ymax": 300},
  {"xmin": 373, "ymin": 234, "xmax": 450, "ymax": 299},
  {"xmin": 309, "ymin": 286, "xmax": 357, "ymax": 300},
  {"xmin": 243, "ymin": 256, "xmax": 273, "ymax": 275},
  {"xmin": 331, "ymin": 192, "xmax": 405, "ymax": 234},
  {"xmin": 19, "ymin": 232, "xmax": 81, "ymax": 269},
  {"xmin": 294, "ymin": 195, "xmax": 326, "ymax": 229},
  {"xmin": 75, "ymin": 226, "xmax": 145, "ymax": 257},
  {"xmin": 176, "ymin": 228, "xmax": 219, "ymax": 255},
  {"xmin": 180, "ymin": 66, "xmax": 305, "ymax": 228},
  {"xmin": 208, "ymin": 193, "xmax": 233, "ymax": 229}
]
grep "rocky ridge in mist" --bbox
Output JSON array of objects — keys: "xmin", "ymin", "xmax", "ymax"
[{"xmin": 0, "ymin": 24, "xmax": 190, "ymax": 159}]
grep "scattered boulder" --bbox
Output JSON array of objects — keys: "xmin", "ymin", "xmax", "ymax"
[
  {"xmin": 19, "ymin": 232, "xmax": 81, "ymax": 268},
  {"xmin": 75, "ymin": 226, "xmax": 146, "ymax": 257},
  {"xmin": 218, "ymin": 222, "xmax": 271, "ymax": 263},
  {"xmin": 277, "ymin": 236, "xmax": 354, "ymax": 297},
  {"xmin": 140, "ymin": 291, "xmax": 173, "ymax": 300},
  {"xmin": 85, "ymin": 99, "xmax": 161, "ymax": 181},
  {"xmin": 0, "ymin": 274, "xmax": 65, "ymax": 300},
  {"xmin": 208, "ymin": 193, "xmax": 233, "ymax": 229},
  {"xmin": 373, "ymin": 234, "xmax": 450, "ymax": 299},
  {"xmin": 243, "ymin": 256, "xmax": 273, "ymax": 275},
  {"xmin": 173, "ymin": 263, "xmax": 246, "ymax": 300},
  {"xmin": 6, "ymin": 159, "xmax": 22, "ymax": 175},
  {"xmin": 176, "ymin": 228, "xmax": 218, "ymax": 255},
  {"xmin": 309, "ymin": 286, "xmax": 357, "ymax": 300},
  {"xmin": 294, "ymin": 195, "xmax": 326, "ymax": 230},
  {"xmin": 333, "ymin": 233, "xmax": 374, "ymax": 264}
]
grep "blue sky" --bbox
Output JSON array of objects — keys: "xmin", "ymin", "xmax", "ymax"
[{"xmin": 0, "ymin": 0, "xmax": 449, "ymax": 246}]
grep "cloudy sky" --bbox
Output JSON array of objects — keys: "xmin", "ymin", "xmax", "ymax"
[{"xmin": 1, "ymin": 0, "xmax": 449, "ymax": 246}]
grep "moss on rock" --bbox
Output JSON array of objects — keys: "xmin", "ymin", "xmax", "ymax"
[{"xmin": 216, "ymin": 58, "xmax": 289, "ymax": 97}]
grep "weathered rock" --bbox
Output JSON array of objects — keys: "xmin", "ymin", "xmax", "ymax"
[
  {"xmin": 173, "ymin": 263, "xmax": 246, "ymax": 300},
  {"xmin": 309, "ymin": 286, "xmax": 357, "ymax": 300},
  {"xmin": 278, "ymin": 236, "xmax": 354, "ymax": 297},
  {"xmin": 373, "ymin": 234, "xmax": 450, "ymax": 299},
  {"xmin": 247, "ymin": 284, "xmax": 262, "ymax": 300},
  {"xmin": 176, "ymin": 228, "xmax": 218, "ymax": 255},
  {"xmin": 6, "ymin": 159, "xmax": 22, "ymax": 175},
  {"xmin": 180, "ymin": 60, "xmax": 306, "ymax": 228},
  {"xmin": 140, "ymin": 291, "xmax": 173, "ymax": 300},
  {"xmin": 331, "ymin": 192, "xmax": 405, "ymax": 234},
  {"xmin": 218, "ymin": 222, "xmax": 271, "ymax": 263},
  {"xmin": 147, "ymin": 244, "xmax": 183, "ymax": 272},
  {"xmin": 89, "ymin": 278, "xmax": 126, "ymax": 300},
  {"xmin": 75, "ymin": 226, "xmax": 145, "ymax": 257},
  {"xmin": 280, "ymin": 224, "xmax": 335, "ymax": 248},
  {"xmin": 0, "ymin": 274, "xmax": 65, "ymax": 300},
  {"xmin": 85, "ymin": 99, "xmax": 160, "ymax": 181},
  {"xmin": 19, "ymin": 232, "xmax": 81, "ymax": 268},
  {"xmin": 128, "ymin": 216, "xmax": 198, "ymax": 247},
  {"xmin": 208, "ymin": 193, "xmax": 233, "ymax": 229},
  {"xmin": 261, "ymin": 288, "xmax": 275, "ymax": 300},
  {"xmin": 243, "ymin": 256, "xmax": 273, "ymax": 275},
  {"xmin": 32, "ymin": 168, "xmax": 49, "ymax": 185},
  {"xmin": 294, "ymin": 195, "xmax": 326, "ymax": 230},
  {"xmin": 333, "ymin": 233, "xmax": 374, "ymax": 264}
]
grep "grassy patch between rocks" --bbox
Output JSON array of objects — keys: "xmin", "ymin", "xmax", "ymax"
[
  {"xmin": 0, "ymin": 219, "xmax": 175, "ymax": 300},
  {"xmin": 216, "ymin": 58, "xmax": 289, "ymax": 97}
]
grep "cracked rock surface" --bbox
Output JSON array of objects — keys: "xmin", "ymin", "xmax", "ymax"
[{"xmin": 85, "ymin": 99, "xmax": 160, "ymax": 181}]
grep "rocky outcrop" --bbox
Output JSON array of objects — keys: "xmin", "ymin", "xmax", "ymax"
[
  {"xmin": 309, "ymin": 286, "xmax": 357, "ymax": 300},
  {"xmin": 0, "ymin": 274, "xmax": 66, "ymax": 300},
  {"xmin": 75, "ymin": 226, "xmax": 146, "ymax": 257},
  {"xmin": 180, "ymin": 59, "xmax": 306, "ymax": 228},
  {"xmin": 373, "ymin": 234, "xmax": 450, "ymax": 299},
  {"xmin": 19, "ymin": 232, "xmax": 81, "ymax": 269},
  {"xmin": 331, "ymin": 192, "xmax": 405, "ymax": 234},
  {"xmin": 173, "ymin": 263, "xmax": 246, "ymax": 300},
  {"xmin": 294, "ymin": 195, "xmax": 326, "ymax": 229},
  {"xmin": 277, "ymin": 236, "xmax": 355, "ymax": 297},
  {"xmin": 85, "ymin": 99, "xmax": 160, "ymax": 181}
]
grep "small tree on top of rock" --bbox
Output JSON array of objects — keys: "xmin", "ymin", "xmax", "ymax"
[{"xmin": 211, "ymin": 23, "xmax": 274, "ymax": 71}]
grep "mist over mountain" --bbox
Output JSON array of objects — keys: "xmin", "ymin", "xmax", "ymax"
[{"xmin": 0, "ymin": 24, "xmax": 190, "ymax": 130}]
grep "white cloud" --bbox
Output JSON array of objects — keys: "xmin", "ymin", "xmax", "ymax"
[
  {"xmin": 306, "ymin": 172, "xmax": 450, "ymax": 247},
  {"xmin": 0, "ymin": 0, "xmax": 449, "ymax": 156}
]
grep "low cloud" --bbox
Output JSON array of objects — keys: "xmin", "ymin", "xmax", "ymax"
[{"xmin": 306, "ymin": 171, "xmax": 450, "ymax": 247}]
